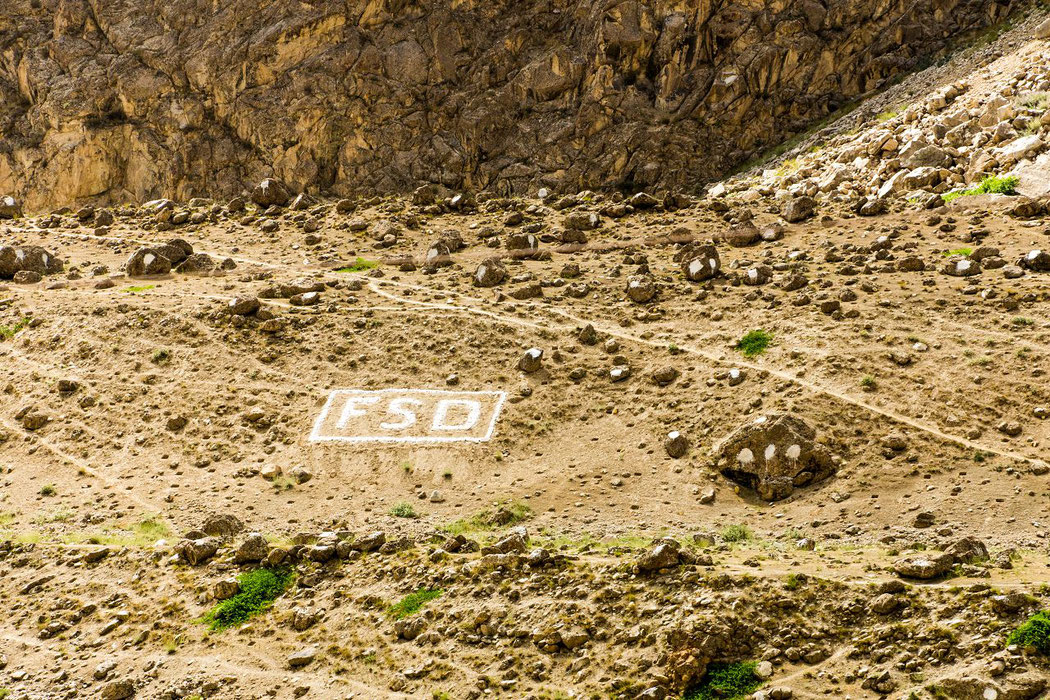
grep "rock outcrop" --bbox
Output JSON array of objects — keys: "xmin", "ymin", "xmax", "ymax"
[
  {"xmin": 716, "ymin": 413, "xmax": 836, "ymax": 501},
  {"xmin": 0, "ymin": 0, "xmax": 1012, "ymax": 209}
]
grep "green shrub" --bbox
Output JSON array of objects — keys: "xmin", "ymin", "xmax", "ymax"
[
  {"xmin": 0, "ymin": 318, "xmax": 29, "ymax": 341},
  {"xmin": 1017, "ymin": 92, "xmax": 1050, "ymax": 111},
  {"xmin": 390, "ymin": 502, "xmax": 417, "ymax": 519},
  {"xmin": 942, "ymin": 175, "xmax": 1019, "ymax": 203},
  {"xmin": 388, "ymin": 589, "xmax": 442, "ymax": 619},
  {"xmin": 685, "ymin": 661, "xmax": 764, "ymax": 700},
  {"xmin": 1007, "ymin": 610, "xmax": 1050, "ymax": 653},
  {"xmin": 736, "ymin": 330, "xmax": 772, "ymax": 358},
  {"xmin": 721, "ymin": 524, "xmax": 752, "ymax": 543},
  {"xmin": 202, "ymin": 567, "xmax": 293, "ymax": 631}
]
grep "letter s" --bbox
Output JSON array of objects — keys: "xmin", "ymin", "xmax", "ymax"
[{"xmin": 380, "ymin": 398, "xmax": 422, "ymax": 431}]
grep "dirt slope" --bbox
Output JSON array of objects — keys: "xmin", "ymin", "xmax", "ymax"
[{"xmin": 1, "ymin": 5, "xmax": 1050, "ymax": 700}]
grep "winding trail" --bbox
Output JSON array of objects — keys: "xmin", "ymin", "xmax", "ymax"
[{"xmin": 363, "ymin": 275, "xmax": 1049, "ymax": 469}]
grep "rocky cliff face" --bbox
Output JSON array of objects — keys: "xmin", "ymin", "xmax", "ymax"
[{"xmin": 0, "ymin": 0, "xmax": 1013, "ymax": 209}]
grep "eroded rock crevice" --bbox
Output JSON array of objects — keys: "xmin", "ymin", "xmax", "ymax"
[{"xmin": 0, "ymin": 0, "xmax": 1013, "ymax": 209}]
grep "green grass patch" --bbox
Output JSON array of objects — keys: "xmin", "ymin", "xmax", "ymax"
[
  {"xmin": 721, "ymin": 524, "xmax": 753, "ymax": 543},
  {"xmin": 0, "ymin": 318, "xmax": 29, "ymax": 340},
  {"xmin": 1007, "ymin": 610, "xmax": 1050, "ymax": 653},
  {"xmin": 1017, "ymin": 92, "xmax": 1050, "ymax": 111},
  {"xmin": 736, "ymin": 330, "xmax": 772, "ymax": 358},
  {"xmin": 388, "ymin": 588, "xmax": 442, "ymax": 619},
  {"xmin": 943, "ymin": 247, "xmax": 974, "ymax": 257},
  {"xmin": 942, "ymin": 175, "xmax": 1019, "ymax": 203},
  {"xmin": 123, "ymin": 285, "xmax": 155, "ymax": 293},
  {"xmin": 441, "ymin": 501, "xmax": 533, "ymax": 536},
  {"xmin": 335, "ymin": 257, "xmax": 378, "ymax": 273},
  {"xmin": 876, "ymin": 110, "xmax": 900, "ymax": 122},
  {"xmin": 135, "ymin": 515, "xmax": 170, "ymax": 540},
  {"xmin": 202, "ymin": 567, "xmax": 293, "ymax": 631},
  {"xmin": 685, "ymin": 661, "xmax": 764, "ymax": 700},
  {"xmin": 390, "ymin": 501, "xmax": 418, "ymax": 519},
  {"xmin": 32, "ymin": 508, "xmax": 73, "ymax": 525}
]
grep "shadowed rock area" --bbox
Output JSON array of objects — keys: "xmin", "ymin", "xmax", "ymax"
[{"xmin": 0, "ymin": 0, "xmax": 1012, "ymax": 208}]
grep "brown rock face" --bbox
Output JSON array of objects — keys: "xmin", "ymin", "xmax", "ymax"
[{"xmin": 0, "ymin": 0, "xmax": 1011, "ymax": 209}]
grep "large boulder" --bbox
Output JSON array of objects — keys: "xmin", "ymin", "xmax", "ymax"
[
  {"xmin": 679, "ymin": 244, "xmax": 721, "ymax": 282},
  {"xmin": 781, "ymin": 196, "xmax": 815, "ymax": 223},
  {"xmin": 942, "ymin": 256, "xmax": 981, "ymax": 277},
  {"xmin": 424, "ymin": 240, "xmax": 453, "ymax": 270},
  {"xmin": 232, "ymin": 533, "xmax": 270, "ymax": 564},
  {"xmin": 935, "ymin": 674, "xmax": 1045, "ymax": 700},
  {"xmin": 0, "ymin": 195, "xmax": 21, "ymax": 219},
  {"xmin": 1020, "ymin": 249, "xmax": 1050, "ymax": 271},
  {"xmin": 474, "ymin": 257, "xmax": 507, "ymax": 287},
  {"xmin": 18, "ymin": 246, "xmax": 64, "ymax": 275},
  {"xmin": 0, "ymin": 245, "xmax": 63, "ymax": 279},
  {"xmin": 634, "ymin": 538, "xmax": 684, "ymax": 573},
  {"xmin": 156, "ymin": 238, "xmax": 193, "ymax": 266},
  {"xmin": 625, "ymin": 275, "xmax": 657, "ymax": 303},
  {"xmin": 945, "ymin": 536, "xmax": 988, "ymax": 564},
  {"xmin": 251, "ymin": 178, "xmax": 291, "ymax": 207},
  {"xmin": 506, "ymin": 232, "xmax": 540, "ymax": 259},
  {"xmin": 176, "ymin": 253, "xmax": 216, "ymax": 273},
  {"xmin": 716, "ymin": 414, "xmax": 836, "ymax": 501},
  {"xmin": 178, "ymin": 537, "xmax": 221, "ymax": 565},
  {"xmin": 893, "ymin": 552, "xmax": 954, "ymax": 580},
  {"xmin": 126, "ymin": 247, "xmax": 172, "ymax": 277},
  {"xmin": 201, "ymin": 513, "xmax": 244, "ymax": 538}
]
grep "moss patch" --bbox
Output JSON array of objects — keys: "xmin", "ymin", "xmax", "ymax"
[
  {"xmin": 0, "ymin": 318, "xmax": 29, "ymax": 340},
  {"xmin": 335, "ymin": 257, "xmax": 378, "ymax": 273},
  {"xmin": 441, "ymin": 502, "xmax": 533, "ymax": 536},
  {"xmin": 736, "ymin": 330, "xmax": 773, "ymax": 358},
  {"xmin": 942, "ymin": 175, "xmax": 1018, "ymax": 203},
  {"xmin": 388, "ymin": 589, "xmax": 442, "ymax": 620},
  {"xmin": 685, "ymin": 661, "xmax": 764, "ymax": 700},
  {"xmin": 1007, "ymin": 610, "xmax": 1050, "ymax": 653},
  {"xmin": 202, "ymin": 567, "xmax": 293, "ymax": 631}
]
